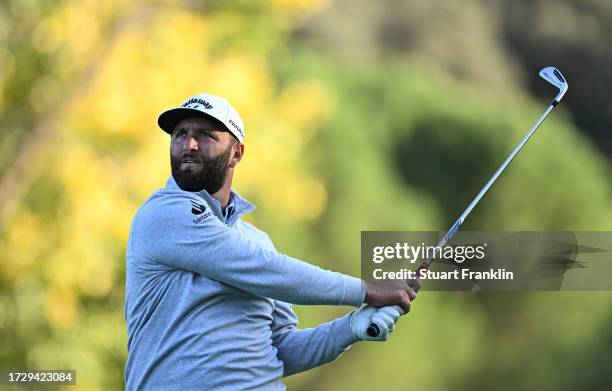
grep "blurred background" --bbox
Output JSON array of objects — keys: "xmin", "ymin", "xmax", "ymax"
[{"xmin": 1, "ymin": 0, "xmax": 611, "ymax": 389}]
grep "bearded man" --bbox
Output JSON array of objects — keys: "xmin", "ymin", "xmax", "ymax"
[{"xmin": 124, "ymin": 94, "xmax": 416, "ymax": 390}]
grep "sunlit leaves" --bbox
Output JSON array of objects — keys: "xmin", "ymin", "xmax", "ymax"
[{"xmin": 1, "ymin": 2, "xmax": 336, "ymax": 389}]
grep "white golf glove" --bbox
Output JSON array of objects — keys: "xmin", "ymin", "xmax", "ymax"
[{"xmin": 350, "ymin": 305, "xmax": 404, "ymax": 341}]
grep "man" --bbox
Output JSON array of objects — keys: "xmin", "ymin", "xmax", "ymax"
[{"xmin": 124, "ymin": 94, "xmax": 417, "ymax": 390}]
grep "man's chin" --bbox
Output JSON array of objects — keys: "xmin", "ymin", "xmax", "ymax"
[
  {"xmin": 171, "ymin": 170, "xmax": 200, "ymax": 189},
  {"xmin": 174, "ymin": 178, "xmax": 205, "ymax": 192}
]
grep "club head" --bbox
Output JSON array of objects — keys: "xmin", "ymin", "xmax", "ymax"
[{"xmin": 539, "ymin": 66, "xmax": 568, "ymax": 104}]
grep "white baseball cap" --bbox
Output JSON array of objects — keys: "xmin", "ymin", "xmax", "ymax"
[{"xmin": 158, "ymin": 93, "xmax": 245, "ymax": 143}]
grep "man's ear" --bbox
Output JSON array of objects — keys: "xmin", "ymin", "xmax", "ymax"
[{"xmin": 228, "ymin": 143, "xmax": 244, "ymax": 168}]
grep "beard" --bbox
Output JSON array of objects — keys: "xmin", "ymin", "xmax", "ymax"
[{"xmin": 171, "ymin": 146, "xmax": 233, "ymax": 193}]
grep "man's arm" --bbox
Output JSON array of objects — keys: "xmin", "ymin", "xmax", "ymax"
[
  {"xmin": 271, "ymin": 301, "xmax": 358, "ymax": 377},
  {"xmin": 133, "ymin": 193, "xmax": 364, "ymax": 306},
  {"xmin": 134, "ymin": 192, "xmax": 413, "ymax": 309}
]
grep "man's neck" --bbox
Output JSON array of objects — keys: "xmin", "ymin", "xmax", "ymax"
[
  {"xmin": 211, "ymin": 183, "xmax": 232, "ymax": 209},
  {"xmin": 210, "ymin": 169, "xmax": 234, "ymax": 209}
]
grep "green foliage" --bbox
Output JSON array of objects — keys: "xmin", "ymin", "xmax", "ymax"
[{"xmin": 280, "ymin": 52, "xmax": 612, "ymax": 390}]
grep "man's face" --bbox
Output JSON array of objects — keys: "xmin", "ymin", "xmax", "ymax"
[{"xmin": 170, "ymin": 117, "xmax": 238, "ymax": 193}]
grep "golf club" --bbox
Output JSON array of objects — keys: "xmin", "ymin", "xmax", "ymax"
[{"xmin": 367, "ymin": 66, "xmax": 568, "ymax": 337}]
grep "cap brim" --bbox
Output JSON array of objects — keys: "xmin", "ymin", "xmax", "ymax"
[{"xmin": 157, "ymin": 108, "xmax": 228, "ymax": 134}]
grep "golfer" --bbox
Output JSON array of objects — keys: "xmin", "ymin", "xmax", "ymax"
[{"xmin": 124, "ymin": 94, "xmax": 417, "ymax": 390}]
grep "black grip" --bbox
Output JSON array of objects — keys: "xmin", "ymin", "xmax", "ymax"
[{"xmin": 366, "ymin": 323, "xmax": 380, "ymax": 337}]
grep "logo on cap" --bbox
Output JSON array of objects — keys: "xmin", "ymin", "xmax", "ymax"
[
  {"xmin": 181, "ymin": 98, "xmax": 213, "ymax": 110},
  {"xmin": 228, "ymin": 119, "xmax": 243, "ymax": 137}
]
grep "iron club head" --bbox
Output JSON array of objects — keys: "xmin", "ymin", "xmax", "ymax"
[{"xmin": 539, "ymin": 66, "xmax": 568, "ymax": 104}]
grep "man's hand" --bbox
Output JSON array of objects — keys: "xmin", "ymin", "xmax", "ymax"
[
  {"xmin": 364, "ymin": 278, "xmax": 419, "ymax": 313},
  {"xmin": 350, "ymin": 305, "xmax": 404, "ymax": 341}
]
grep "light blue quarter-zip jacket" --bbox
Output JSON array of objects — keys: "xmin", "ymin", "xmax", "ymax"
[{"xmin": 124, "ymin": 177, "xmax": 366, "ymax": 390}]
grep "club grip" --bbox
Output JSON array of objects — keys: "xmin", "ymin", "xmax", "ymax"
[{"xmin": 366, "ymin": 260, "xmax": 430, "ymax": 338}]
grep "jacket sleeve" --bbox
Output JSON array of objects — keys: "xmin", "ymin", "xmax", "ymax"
[
  {"xmin": 132, "ymin": 193, "xmax": 365, "ymax": 306},
  {"xmin": 271, "ymin": 301, "xmax": 358, "ymax": 377}
]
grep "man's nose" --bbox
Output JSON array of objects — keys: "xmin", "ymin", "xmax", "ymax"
[{"xmin": 186, "ymin": 135, "xmax": 199, "ymax": 151}]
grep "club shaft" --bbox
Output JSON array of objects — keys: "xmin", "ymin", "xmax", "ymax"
[
  {"xmin": 366, "ymin": 102, "xmax": 558, "ymax": 338},
  {"xmin": 425, "ymin": 102, "xmax": 556, "ymax": 263}
]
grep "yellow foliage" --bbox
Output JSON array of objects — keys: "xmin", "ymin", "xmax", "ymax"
[
  {"xmin": 55, "ymin": 146, "xmax": 133, "ymax": 241},
  {"xmin": 3, "ymin": 210, "xmax": 41, "ymax": 279},
  {"xmin": 30, "ymin": 0, "xmax": 114, "ymax": 70},
  {"xmin": 2, "ymin": 3, "xmax": 339, "ymax": 389},
  {"xmin": 45, "ymin": 288, "xmax": 79, "ymax": 329},
  {"xmin": 66, "ymin": 26, "xmax": 153, "ymax": 136},
  {"xmin": 31, "ymin": 14, "xmax": 65, "ymax": 54},
  {"xmin": 286, "ymin": 176, "xmax": 327, "ymax": 220},
  {"xmin": 125, "ymin": 133, "xmax": 172, "ymax": 198},
  {"xmin": 277, "ymin": 79, "xmax": 335, "ymax": 140},
  {"xmin": 235, "ymin": 79, "xmax": 333, "ymax": 220},
  {"xmin": 271, "ymin": 0, "xmax": 330, "ymax": 14},
  {"xmin": 47, "ymin": 249, "xmax": 81, "ymax": 292},
  {"xmin": 57, "ymin": 5, "xmax": 334, "ymax": 226},
  {"xmin": 206, "ymin": 53, "xmax": 273, "ymax": 117},
  {"xmin": 78, "ymin": 258, "xmax": 114, "ymax": 297}
]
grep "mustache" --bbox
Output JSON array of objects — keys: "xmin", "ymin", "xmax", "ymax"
[{"xmin": 180, "ymin": 152, "xmax": 203, "ymax": 163}]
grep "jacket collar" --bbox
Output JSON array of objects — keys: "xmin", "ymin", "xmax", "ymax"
[{"xmin": 165, "ymin": 176, "xmax": 256, "ymax": 226}]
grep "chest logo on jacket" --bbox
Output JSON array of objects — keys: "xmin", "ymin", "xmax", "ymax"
[{"xmin": 191, "ymin": 201, "xmax": 206, "ymax": 215}]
